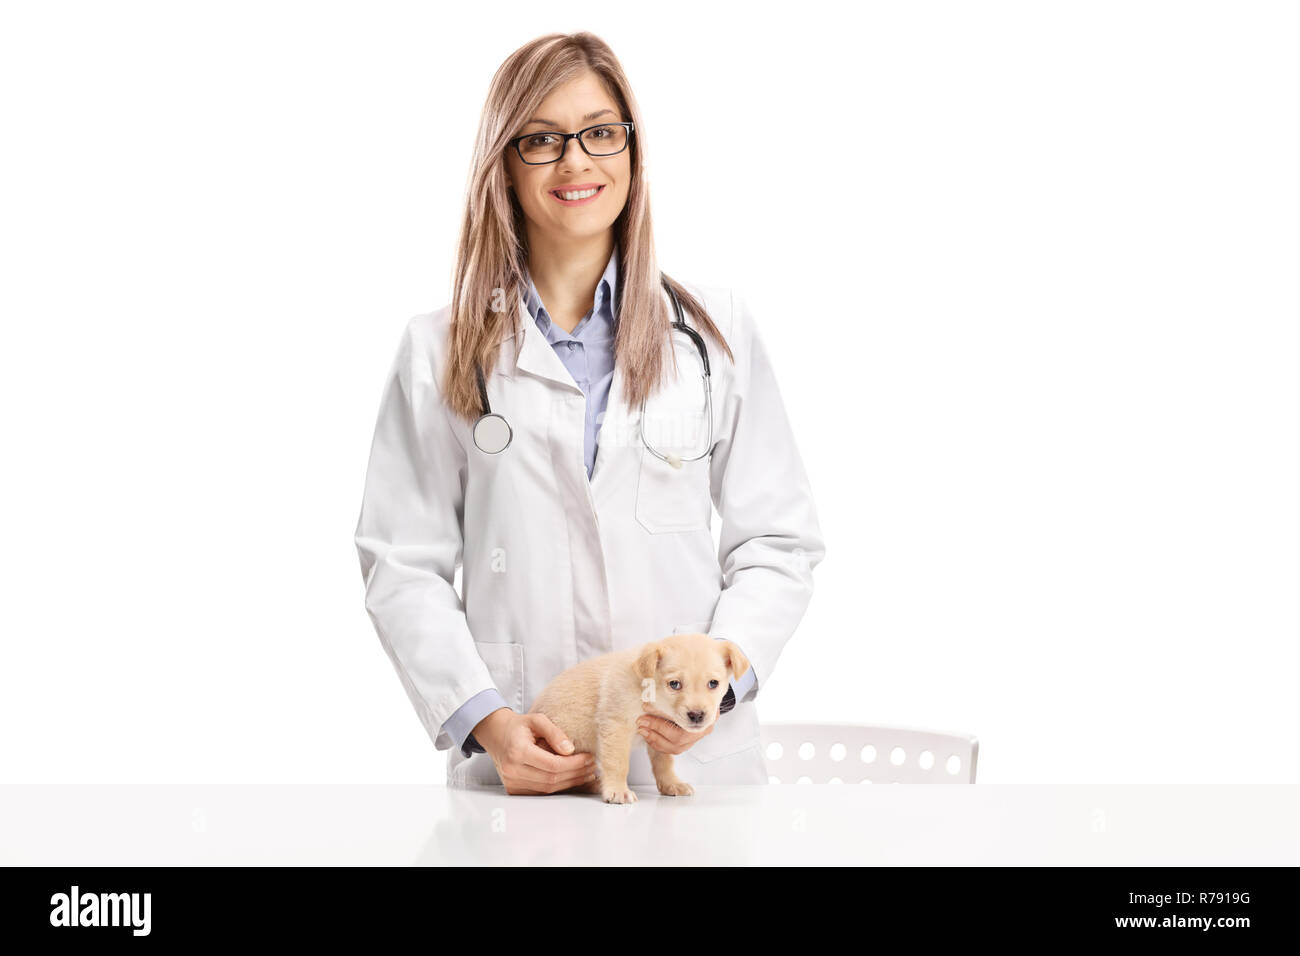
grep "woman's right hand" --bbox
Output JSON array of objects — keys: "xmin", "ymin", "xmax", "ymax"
[{"xmin": 472, "ymin": 708, "xmax": 598, "ymax": 795}]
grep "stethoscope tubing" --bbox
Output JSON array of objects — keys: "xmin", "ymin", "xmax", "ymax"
[
  {"xmin": 640, "ymin": 280, "xmax": 713, "ymax": 467},
  {"xmin": 473, "ymin": 272, "xmax": 712, "ymax": 463}
]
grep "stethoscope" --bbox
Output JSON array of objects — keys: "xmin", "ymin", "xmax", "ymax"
[{"xmin": 473, "ymin": 273, "xmax": 713, "ymax": 469}]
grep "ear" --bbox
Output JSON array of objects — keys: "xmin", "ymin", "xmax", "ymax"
[
  {"xmin": 719, "ymin": 640, "xmax": 750, "ymax": 681},
  {"xmin": 635, "ymin": 641, "xmax": 662, "ymax": 680}
]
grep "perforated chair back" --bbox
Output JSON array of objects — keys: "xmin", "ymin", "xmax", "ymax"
[{"xmin": 760, "ymin": 723, "xmax": 979, "ymax": 784}]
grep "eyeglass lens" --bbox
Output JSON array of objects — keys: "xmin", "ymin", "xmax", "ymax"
[{"xmin": 517, "ymin": 125, "xmax": 628, "ymax": 163}]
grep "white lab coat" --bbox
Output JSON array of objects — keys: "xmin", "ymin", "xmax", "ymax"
[{"xmin": 354, "ymin": 281, "xmax": 825, "ymax": 787}]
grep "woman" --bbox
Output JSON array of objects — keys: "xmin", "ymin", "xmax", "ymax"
[{"xmin": 354, "ymin": 32, "xmax": 825, "ymax": 793}]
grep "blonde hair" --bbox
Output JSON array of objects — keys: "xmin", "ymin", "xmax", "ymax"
[{"xmin": 442, "ymin": 31, "xmax": 734, "ymax": 424}]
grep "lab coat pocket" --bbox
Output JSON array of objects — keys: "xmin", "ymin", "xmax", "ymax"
[
  {"xmin": 681, "ymin": 714, "xmax": 762, "ymax": 765},
  {"xmin": 634, "ymin": 447, "xmax": 712, "ymax": 534},
  {"xmin": 472, "ymin": 640, "xmax": 525, "ymax": 712}
]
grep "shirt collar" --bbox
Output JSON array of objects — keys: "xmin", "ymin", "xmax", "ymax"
[{"xmin": 523, "ymin": 245, "xmax": 619, "ymax": 339}]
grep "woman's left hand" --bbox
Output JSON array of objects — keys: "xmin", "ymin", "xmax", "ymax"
[{"xmin": 636, "ymin": 701, "xmax": 721, "ymax": 755}]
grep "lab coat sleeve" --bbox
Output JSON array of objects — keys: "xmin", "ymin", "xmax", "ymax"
[
  {"xmin": 707, "ymin": 289, "xmax": 827, "ymax": 702},
  {"xmin": 712, "ymin": 641, "xmax": 757, "ymax": 713},
  {"xmin": 354, "ymin": 314, "xmax": 504, "ymax": 752},
  {"xmin": 442, "ymin": 688, "xmax": 507, "ymax": 757}
]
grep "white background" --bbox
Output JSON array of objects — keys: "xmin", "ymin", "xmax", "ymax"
[{"xmin": 1, "ymin": 1, "xmax": 1295, "ymax": 784}]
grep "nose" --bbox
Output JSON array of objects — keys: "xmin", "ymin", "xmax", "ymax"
[
  {"xmin": 687, "ymin": 710, "xmax": 705, "ymax": 724},
  {"xmin": 558, "ymin": 136, "xmax": 591, "ymax": 170}
]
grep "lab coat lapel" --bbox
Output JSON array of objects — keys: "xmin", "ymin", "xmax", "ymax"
[{"xmin": 508, "ymin": 295, "xmax": 583, "ymax": 393}]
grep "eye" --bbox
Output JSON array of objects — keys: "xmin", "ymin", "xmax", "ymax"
[
  {"xmin": 668, "ymin": 680, "xmax": 681, "ymax": 691},
  {"xmin": 708, "ymin": 680, "xmax": 719, "ymax": 689},
  {"xmin": 586, "ymin": 125, "xmax": 614, "ymax": 139},
  {"xmin": 525, "ymin": 133, "xmax": 558, "ymax": 147}
]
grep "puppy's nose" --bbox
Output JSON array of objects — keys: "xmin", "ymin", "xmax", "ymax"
[{"xmin": 687, "ymin": 710, "xmax": 705, "ymax": 724}]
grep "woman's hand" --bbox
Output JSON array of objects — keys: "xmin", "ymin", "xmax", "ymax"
[
  {"xmin": 636, "ymin": 700, "xmax": 719, "ymax": 756},
  {"xmin": 473, "ymin": 709, "xmax": 598, "ymax": 795}
]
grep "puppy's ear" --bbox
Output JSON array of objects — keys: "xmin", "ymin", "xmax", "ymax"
[
  {"xmin": 719, "ymin": 640, "xmax": 750, "ymax": 681},
  {"xmin": 635, "ymin": 641, "xmax": 662, "ymax": 680}
]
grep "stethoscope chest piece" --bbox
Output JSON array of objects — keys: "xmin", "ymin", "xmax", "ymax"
[
  {"xmin": 473, "ymin": 412, "xmax": 512, "ymax": 454},
  {"xmin": 472, "ymin": 360, "xmax": 512, "ymax": 453},
  {"xmin": 470, "ymin": 273, "xmax": 710, "ymax": 463}
]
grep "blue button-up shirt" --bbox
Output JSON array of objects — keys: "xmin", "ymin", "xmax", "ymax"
[
  {"xmin": 523, "ymin": 248, "xmax": 620, "ymax": 479},
  {"xmin": 441, "ymin": 247, "xmax": 756, "ymax": 758}
]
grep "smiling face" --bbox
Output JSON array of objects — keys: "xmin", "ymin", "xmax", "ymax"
[
  {"xmin": 635, "ymin": 633, "xmax": 750, "ymax": 733},
  {"xmin": 504, "ymin": 69, "xmax": 632, "ymax": 246}
]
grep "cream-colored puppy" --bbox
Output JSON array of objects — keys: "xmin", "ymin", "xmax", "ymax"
[{"xmin": 527, "ymin": 633, "xmax": 750, "ymax": 804}]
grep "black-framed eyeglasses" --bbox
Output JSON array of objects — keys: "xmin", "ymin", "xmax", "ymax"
[{"xmin": 507, "ymin": 121, "xmax": 634, "ymax": 165}]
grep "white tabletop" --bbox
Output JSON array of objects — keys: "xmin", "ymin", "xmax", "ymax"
[{"xmin": 3, "ymin": 783, "xmax": 1296, "ymax": 866}]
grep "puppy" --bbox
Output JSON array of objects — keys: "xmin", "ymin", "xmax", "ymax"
[{"xmin": 526, "ymin": 632, "xmax": 750, "ymax": 804}]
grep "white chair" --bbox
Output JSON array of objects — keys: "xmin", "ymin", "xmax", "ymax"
[{"xmin": 760, "ymin": 723, "xmax": 979, "ymax": 784}]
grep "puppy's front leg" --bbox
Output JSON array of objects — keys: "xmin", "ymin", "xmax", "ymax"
[
  {"xmin": 597, "ymin": 723, "xmax": 637, "ymax": 804},
  {"xmin": 650, "ymin": 749, "xmax": 695, "ymax": 797}
]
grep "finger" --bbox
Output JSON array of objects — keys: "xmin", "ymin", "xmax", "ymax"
[
  {"xmin": 639, "ymin": 727, "xmax": 684, "ymax": 755},
  {"xmin": 520, "ymin": 754, "xmax": 599, "ymax": 791},
  {"xmin": 638, "ymin": 713, "xmax": 681, "ymax": 734},
  {"xmin": 508, "ymin": 763, "xmax": 593, "ymax": 793},
  {"xmin": 645, "ymin": 722, "xmax": 712, "ymax": 752},
  {"xmin": 656, "ymin": 715, "xmax": 696, "ymax": 742},
  {"xmin": 526, "ymin": 713, "xmax": 577, "ymax": 756},
  {"xmin": 525, "ymin": 743, "xmax": 598, "ymax": 776},
  {"xmin": 637, "ymin": 716, "xmax": 675, "ymax": 742},
  {"xmin": 538, "ymin": 764, "xmax": 600, "ymax": 793},
  {"xmin": 655, "ymin": 716, "xmax": 715, "ymax": 740},
  {"xmin": 520, "ymin": 754, "xmax": 597, "ymax": 787}
]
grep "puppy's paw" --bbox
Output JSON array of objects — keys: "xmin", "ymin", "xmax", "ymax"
[
  {"xmin": 657, "ymin": 779, "xmax": 695, "ymax": 797},
  {"xmin": 602, "ymin": 786, "xmax": 638, "ymax": 804}
]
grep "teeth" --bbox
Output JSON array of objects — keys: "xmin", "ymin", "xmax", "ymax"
[{"xmin": 555, "ymin": 187, "xmax": 600, "ymax": 200}]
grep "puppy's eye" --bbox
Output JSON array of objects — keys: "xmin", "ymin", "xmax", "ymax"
[
  {"xmin": 668, "ymin": 680, "xmax": 681, "ymax": 691},
  {"xmin": 708, "ymin": 680, "xmax": 719, "ymax": 689}
]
